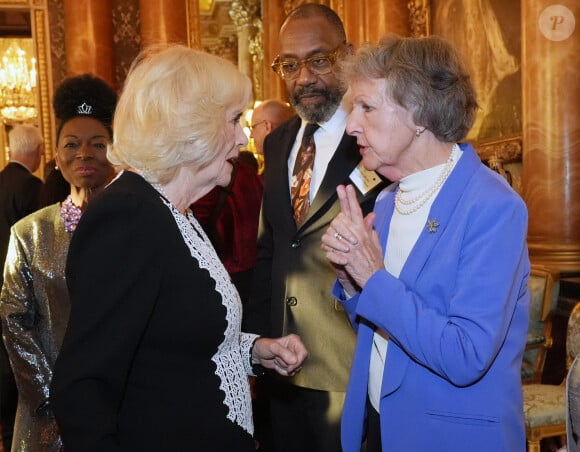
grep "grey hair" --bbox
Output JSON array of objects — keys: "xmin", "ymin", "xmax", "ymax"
[
  {"xmin": 9, "ymin": 124, "xmax": 43, "ymax": 158},
  {"xmin": 340, "ymin": 34, "xmax": 478, "ymax": 142}
]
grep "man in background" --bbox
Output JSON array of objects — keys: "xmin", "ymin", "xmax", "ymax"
[
  {"xmin": 250, "ymin": 99, "xmax": 295, "ymax": 155},
  {"xmin": 190, "ymin": 159, "xmax": 264, "ymax": 309},
  {"xmin": 245, "ymin": 4, "xmax": 384, "ymax": 451},
  {"xmin": 0, "ymin": 123, "xmax": 44, "ymax": 290},
  {"xmin": 0, "ymin": 123, "xmax": 44, "ymax": 451}
]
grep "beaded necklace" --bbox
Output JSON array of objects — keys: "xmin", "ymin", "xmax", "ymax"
[{"xmin": 59, "ymin": 195, "xmax": 82, "ymax": 232}]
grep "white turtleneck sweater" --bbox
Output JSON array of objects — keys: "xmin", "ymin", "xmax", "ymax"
[{"xmin": 368, "ymin": 144, "xmax": 462, "ymax": 412}]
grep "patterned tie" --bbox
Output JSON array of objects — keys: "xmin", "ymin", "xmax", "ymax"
[{"xmin": 291, "ymin": 122, "xmax": 319, "ymax": 226}]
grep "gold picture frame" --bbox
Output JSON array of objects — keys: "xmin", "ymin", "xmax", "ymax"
[{"xmin": 0, "ymin": 0, "xmax": 53, "ymax": 168}]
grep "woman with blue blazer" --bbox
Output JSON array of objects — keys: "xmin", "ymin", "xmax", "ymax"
[{"xmin": 322, "ymin": 34, "xmax": 529, "ymax": 452}]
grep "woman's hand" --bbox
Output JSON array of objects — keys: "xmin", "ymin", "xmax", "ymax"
[
  {"xmin": 322, "ymin": 184, "xmax": 384, "ymax": 289},
  {"xmin": 252, "ymin": 334, "xmax": 308, "ymax": 377}
]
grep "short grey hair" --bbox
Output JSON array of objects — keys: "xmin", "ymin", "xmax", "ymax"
[
  {"xmin": 341, "ymin": 34, "xmax": 478, "ymax": 142},
  {"xmin": 9, "ymin": 124, "xmax": 43, "ymax": 158}
]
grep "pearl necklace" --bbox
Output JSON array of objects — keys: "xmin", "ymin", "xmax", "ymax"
[{"xmin": 395, "ymin": 146, "xmax": 457, "ymax": 216}]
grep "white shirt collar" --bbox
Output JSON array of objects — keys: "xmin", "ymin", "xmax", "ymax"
[{"xmin": 299, "ymin": 104, "xmax": 348, "ymax": 137}]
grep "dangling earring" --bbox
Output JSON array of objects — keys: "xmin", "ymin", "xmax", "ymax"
[{"xmin": 415, "ymin": 127, "xmax": 425, "ymax": 137}]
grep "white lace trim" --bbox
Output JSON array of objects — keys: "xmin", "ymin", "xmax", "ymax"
[{"xmin": 159, "ymin": 196, "xmax": 255, "ymax": 435}]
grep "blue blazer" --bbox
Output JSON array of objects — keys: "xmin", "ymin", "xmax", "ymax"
[{"xmin": 336, "ymin": 143, "xmax": 529, "ymax": 451}]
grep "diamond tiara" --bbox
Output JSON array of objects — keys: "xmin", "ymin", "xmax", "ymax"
[{"xmin": 77, "ymin": 102, "xmax": 93, "ymax": 115}]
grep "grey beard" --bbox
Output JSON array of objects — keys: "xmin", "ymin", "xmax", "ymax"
[{"xmin": 290, "ymin": 88, "xmax": 343, "ymax": 123}]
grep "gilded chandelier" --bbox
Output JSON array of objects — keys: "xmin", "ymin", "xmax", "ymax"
[{"xmin": 0, "ymin": 41, "xmax": 37, "ymax": 122}]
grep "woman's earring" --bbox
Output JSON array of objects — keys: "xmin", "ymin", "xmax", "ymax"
[{"xmin": 416, "ymin": 127, "xmax": 425, "ymax": 137}]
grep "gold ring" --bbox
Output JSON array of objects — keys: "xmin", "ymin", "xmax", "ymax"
[{"xmin": 334, "ymin": 232, "xmax": 343, "ymax": 241}]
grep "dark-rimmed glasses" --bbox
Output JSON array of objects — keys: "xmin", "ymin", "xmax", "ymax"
[
  {"xmin": 249, "ymin": 120, "xmax": 266, "ymax": 132},
  {"xmin": 271, "ymin": 48, "xmax": 340, "ymax": 81}
]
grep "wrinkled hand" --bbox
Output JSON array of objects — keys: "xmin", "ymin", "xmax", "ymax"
[
  {"xmin": 252, "ymin": 334, "xmax": 308, "ymax": 377},
  {"xmin": 321, "ymin": 184, "xmax": 384, "ymax": 289}
]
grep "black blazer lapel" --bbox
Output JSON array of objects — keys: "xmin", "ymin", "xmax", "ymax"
[
  {"xmin": 262, "ymin": 117, "xmax": 301, "ymax": 229},
  {"xmin": 298, "ymin": 133, "xmax": 363, "ymax": 232},
  {"xmin": 264, "ymin": 120, "xmax": 384, "ymax": 235}
]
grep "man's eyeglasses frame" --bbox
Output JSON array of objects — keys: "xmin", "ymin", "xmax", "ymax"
[
  {"xmin": 249, "ymin": 120, "xmax": 267, "ymax": 132},
  {"xmin": 271, "ymin": 47, "xmax": 341, "ymax": 81}
]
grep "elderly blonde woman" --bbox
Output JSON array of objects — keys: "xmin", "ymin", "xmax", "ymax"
[{"xmin": 50, "ymin": 45, "xmax": 308, "ymax": 451}]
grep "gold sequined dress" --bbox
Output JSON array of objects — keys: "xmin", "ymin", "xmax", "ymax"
[{"xmin": 0, "ymin": 204, "xmax": 69, "ymax": 451}]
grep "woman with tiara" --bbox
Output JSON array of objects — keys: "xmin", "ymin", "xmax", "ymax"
[{"xmin": 0, "ymin": 74, "xmax": 117, "ymax": 451}]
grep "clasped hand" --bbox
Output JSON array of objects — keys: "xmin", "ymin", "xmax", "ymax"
[
  {"xmin": 252, "ymin": 334, "xmax": 308, "ymax": 377},
  {"xmin": 321, "ymin": 184, "xmax": 384, "ymax": 293}
]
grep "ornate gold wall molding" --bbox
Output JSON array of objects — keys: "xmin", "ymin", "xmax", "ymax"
[
  {"xmin": 474, "ymin": 135, "xmax": 523, "ymax": 164},
  {"xmin": 0, "ymin": 0, "xmax": 53, "ymax": 165},
  {"xmin": 248, "ymin": 19, "xmax": 263, "ymax": 99},
  {"xmin": 283, "ymin": 0, "xmax": 295, "ymax": 15},
  {"xmin": 187, "ymin": 0, "xmax": 201, "ymax": 48},
  {"xmin": 474, "ymin": 135, "xmax": 523, "ymax": 188},
  {"xmin": 330, "ymin": 0, "xmax": 343, "ymax": 20},
  {"xmin": 408, "ymin": 0, "xmax": 430, "ymax": 38},
  {"xmin": 230, "ymin": 0, "xmax": 258, "ymax": 27},
  {"xmin": 32, "ymin": 6, "xmax": 52, "ymax": 161},
  {"xmin": 230, "ymin": 0, "xmax": 263, "ymax": 99}
]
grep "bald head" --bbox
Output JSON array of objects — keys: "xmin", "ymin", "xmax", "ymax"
[
  {"xmin": 250, "ymin": 99, "xmax": 295, "ymax": 154},
  {"xmin": 281, "ymin": 3, "xmax": 346, "ymax": 42}
]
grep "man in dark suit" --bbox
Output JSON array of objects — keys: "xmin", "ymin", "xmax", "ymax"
[
  {"xmin": 244, "ymin": 4, "xmax": 384, "ymax": 451},
  {"xmin": 0, "ymin": 124, "xmax": 44, "ymax": 274},
  {"xmin": 0, "ymin": 123, "xmax": 44, "ymax": 451}
]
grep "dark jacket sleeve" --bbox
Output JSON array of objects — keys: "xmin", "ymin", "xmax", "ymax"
[
  {"xmin": 16, "ymin": 175, "xmax": 43, "ymax": 218},
  {"xmin": 50, "ymin": 190, "xmax": 167, "ymax": 451},
  {"xmin": 242, "ymin": 195, "xmax": 273, "ymax": 336}
]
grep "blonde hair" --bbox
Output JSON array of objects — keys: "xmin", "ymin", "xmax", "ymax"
[{"xmin": 109, "ymin": 44, "xmax": 253, "ymax": 184}]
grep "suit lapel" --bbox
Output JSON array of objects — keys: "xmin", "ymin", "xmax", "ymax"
[
  {"xmin": 376, "ymin": 145, "xmax": 481, "ymax": 287},
  {"xmin": 267, "ymin": 119, "xmax": 383, "ymax": 235},
  {"xmin": 398, "ymin": 143, "xmax": 481, "ymax": 284},
  {"xmin": 263, "ymin": 117, "xmax": 301, "ymax": 229}
]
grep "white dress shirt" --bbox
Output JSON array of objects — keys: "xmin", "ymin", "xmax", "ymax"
[{"xmin": 287, "ymin": 106, "xmax": 348, "ymax": 202}]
